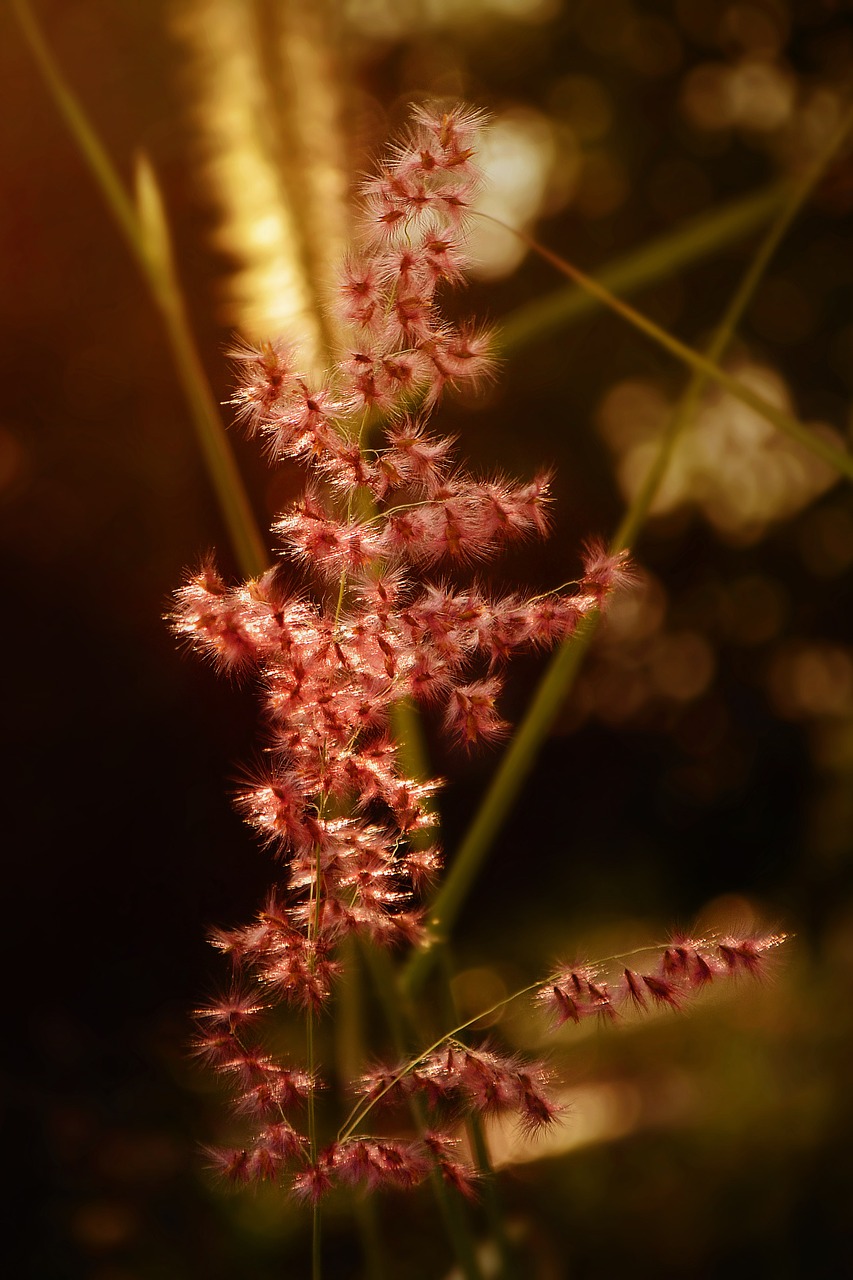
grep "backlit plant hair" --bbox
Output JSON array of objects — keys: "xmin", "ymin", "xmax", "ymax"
[{"xmin": 171, "ymin": 104, "xmax": 784, "ymax": 1274}]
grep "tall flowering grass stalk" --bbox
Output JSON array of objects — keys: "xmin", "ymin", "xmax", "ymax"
[{"xmin": 171, "ymin": 105, "xmax": 786, "ymax": 1276}]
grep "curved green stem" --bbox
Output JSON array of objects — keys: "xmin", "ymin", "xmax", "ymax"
[
  {"xmin": 498, "ymin": 182, "xmax": 786, "ymax": 354},
  {"xmin": 436, "ymin": 947, "xmax": 518, "ymax": 1280},
  {"xmin": 352, "ymin": 937, "xmax": 696, "ymax": 1140},
  {"xmin": 306, "ymin": 1009, "xmax": 321, "ymax": 1279},
  {"xmin": 360, "ymin": 944, "xmax": 485, "ymax": 1280},
  {"xmin": 506, "ymin": 221, "xmax": 853, "ymax": 481},
  {"xmin": 401, "ymin": 99, "xmax": 853, "ymax": 999}
]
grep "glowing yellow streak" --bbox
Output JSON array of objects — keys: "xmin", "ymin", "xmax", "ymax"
[
  {"xmin": 276, "ymin": 0, "xmax": 351, "ymax": 352},
  {"xmin": 172, "ymin": 0, "xmax": 331, "ymax": 364}
]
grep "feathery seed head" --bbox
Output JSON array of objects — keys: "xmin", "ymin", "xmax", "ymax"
[{"xmin": 176, "ymin": 101, "xmax": 642, "ymax": 1213}]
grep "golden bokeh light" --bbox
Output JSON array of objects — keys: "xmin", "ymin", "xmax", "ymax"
[
  {"xmin": 598, "ymin": 362, "xmax": 842, "ymax": 541},
  {"xmin": 488, "ymin": 1080, "xmax": 643, "ymax": 1168},
  {"xmin": 549, "ymin": 74, "xmax": 613, "ymax": 143},
  {"xmin": 468, "ymin": 111, "xmax": 561, "ymax": 279},
  {"xmin": 172, "ymin": 0, "xmax": 350, "ymax": 362},
  {"xmin": 768, "ymin": 642, "xmax": 853, "ymax": 720},
  {"xmin": 681, "ymin": 59, "xmax": 795, "ymax": 134},
  {"xmin": 342, "ymin": 0, "xmax": 558, "ymax": 36}
]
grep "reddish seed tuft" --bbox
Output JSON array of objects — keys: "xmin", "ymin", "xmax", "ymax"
[
  {"xmin": 178, "ymin": 102, "xmax": 641, "ymax": 1213},
  {"xmin": 445, "ymin": 679, "xmax": 508, "ymax": 749},
  {"xmin": 205, "ymin": 1146, "xmax": 253, "ymax": 1185},
  {"xmin": 641, "ymin": 973, "xmax": 682, "ymax": 1008},
  {"xmin": 717, "ymin": 933, "xmax": 785, "ymax": 975},
  {"xmin": 539, "ymin": 931, "xmax": 788, "ymax": 1033},
  {"xmin": 622, "ymin": 968, "xmax": 648, "ymax": 1010},
  {"xmin": 291, "ymin": 1161, "xmax": 334, "ymax": 1203},
  {"xmin": 581, "ymin": 540, "xmax": 635, "ymax": 603},
  {"xmin": 228, "ymin": 338, "xmax": 296, "ymax": 432},
  {"xmin": 423, "ymin": 1132, "xmax": 479, "ymax": 1200}
]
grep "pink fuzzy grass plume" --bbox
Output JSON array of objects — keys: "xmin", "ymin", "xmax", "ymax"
[
  {"xmin": 346, "ymin": 931, "xmax": 787, "ymax": 1156},
  {"xmin": 538, "ymin": 932, "xmax": 789, "ymax": 1028},
  {"xmin": 170, "ymin": 101, "xmax": 638, "ymax": 1206}
]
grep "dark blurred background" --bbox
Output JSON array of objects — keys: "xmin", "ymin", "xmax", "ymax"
[{"xmin": 3, "ymin": 1, "xmax": 853, "ymax": 1276}]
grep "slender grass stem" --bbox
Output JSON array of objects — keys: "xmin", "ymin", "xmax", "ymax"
[
  {"xmin": 511, "ymin": 228, "xmax": 853, "ymax": 479},
  {"xmin": 428, "ymin": 1171, "xmax": 485, "ymax": 1280},
  {"xmin": 306, "ymin": 1013, "xmax": 318, "ymax": 1156},
  {"xmin": 303, "ymin": 795, "xmax": 327, "ymax": 1280},
  {"xmin": 437, "ymin": 948, "xmax": 518, "ymax": 1280},
  {"xmin": 312, "ymin": 1191, "xmax": 322, "ymax": 1280},
  {"xmin": 498, "ymin": 182, "xmax": 786, "ymax": 354},
  {"xmin": 148, "ymin": 254, "xmax": 268, "ymax": 576},
  {"xmin": 306, "ymin": 1007, "xmax": 321, "ymax": 1280},
  {"xmin": 334, "ymin": 940, "xmax": 393, "ymax": 1280},
  {"xmin": 361, "ymin": 945, "xmax": 485, "ymax": 1280},
  {"xmin": 355, "ymin": 1195, "xmax": 388, "ymax": 1280},
  {"xmin": 12, "ymin": 0, "xmax": 268, "ymax": 578},
  {"xmin": 11, "ymin": 0, "xmax": 143, "ymax": 270},
  {"xmin": 467, "ymin": 1115, "xmax": 517, "ymax": 1280},
  {"xmin": 401, "ymin": 99, "xmax": 853, "ymax": 999},
  {"xmin": 347, "ymin": 984, "xmax": 546, "ymax": 1139},
  {"xmin": 353, "ymin": 932, "xmax": 786, "ymax": 1143},
  {"xmin": 478, "ymin": 148, "xmax": 853, "ymax": 480}
]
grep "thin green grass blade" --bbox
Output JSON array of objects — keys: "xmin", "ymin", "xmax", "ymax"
[
  {"xmin": 512, "ymin": 224, "xmax": 853, "ymax": 481},
  {"xmin": 499, "ymin": 183, "xmax": 786, "ymax": 353},
  {"xmin": 401, "ymin": 101, "xmax": 853, "ymax": 998},
  {"xmin": 13, "ymin": 0, "xmax": 268, "ymax": 578}
]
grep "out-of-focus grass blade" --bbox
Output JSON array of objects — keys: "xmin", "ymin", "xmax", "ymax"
[
  {"xmin": 134, "ymin": 151, "xmax": 175, "ymax": 286},
  {"xmin": 12, "ymin": 0, "xmax": 267, "ymax": 578},
  {"xmin": 402, "ymin": 101, "xmax": 853, "ymax": 998},
  {"xmin": 499, "ymin": 183, "xmax": 786, "ymax": 352},
  {"xmin": 508, "ymin": 221, "xmax": 853, "ymax": 482}
]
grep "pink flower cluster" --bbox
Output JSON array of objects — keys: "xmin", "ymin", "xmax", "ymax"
[
  {"xmin": 172, "ymin": 104, "xmax": 633, "ymax": 1200},
  {"xmin": 345, "ymin": 933, "xmax": 785, "ymax": 1180},
  {"xmin": 358, "ymin": 1044, "xmax": 561, "ymax": 1142},
  {"xmin": 539, "ymin": 933, "xmax": 787, "ymax": 1026}
]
